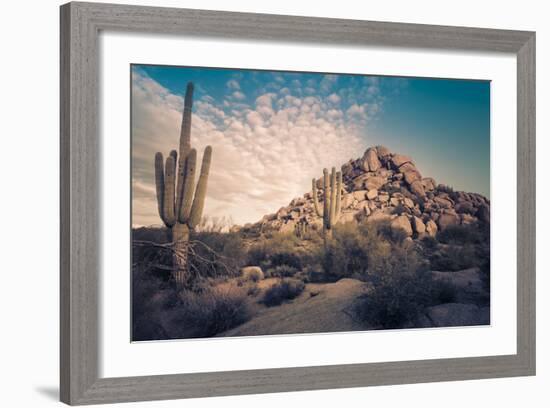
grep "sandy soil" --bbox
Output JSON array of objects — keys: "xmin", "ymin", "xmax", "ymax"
[{"xmin": 219, "ymin": 278, "xmax": 370, "ymax": 337}]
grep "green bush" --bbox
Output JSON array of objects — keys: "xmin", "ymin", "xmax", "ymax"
[{"xmin": 261, "ymin": 278, "xmax": 305, "ymax": 307}]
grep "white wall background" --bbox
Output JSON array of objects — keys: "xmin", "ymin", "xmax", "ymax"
[{"xmin": 0, "ymin": 0, "xmax": 545, "ymax": 407}]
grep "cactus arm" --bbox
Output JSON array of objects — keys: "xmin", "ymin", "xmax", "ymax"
[
  {"xmin": 169, "ymin": 149, "xmax": 177, "ymax": 165},
  {"xmin": 154, "ymin": 152, "xmax": 166, "ymax": 225},
  {"xmin": 329, "ymin": 167, "xmax": 337, "ymax": 228},
  {"xmin": 322, "ymin": 168, "xmax": 330, "ymax": 230},
  {"xmin": 188, "ymin": 146, "xmax": 212, "ymax": 229},
  {"xmin": 312, "ymin": 178, "xmax": 323, "ymax": 217},
  {"xmin": 177, "ymin": 148, "xmax": 197, "ymax": 223},
  {"xmin": 175, "ymin": 82, "xmax": 194, "ymax": 216},
  {"xmin": 163, "ymin": 155, "xmax": 176, "ymax": 226},
  {"xmin": 334, "ymin": 171, "xmax": 342, "ymax": 222}
]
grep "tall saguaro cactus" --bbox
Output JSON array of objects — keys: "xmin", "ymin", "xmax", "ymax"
[
  {"xmin": 154, "ymin": 82, "xmax": 213, "ymax": 287},
  {"xmin": 312, "ymin": 167, "xmax": 342, "ymax": 243}
]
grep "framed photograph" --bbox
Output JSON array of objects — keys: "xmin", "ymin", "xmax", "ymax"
[{"xmin": 60, "ymin": 2, "xmax": 535, "ymax": 405}]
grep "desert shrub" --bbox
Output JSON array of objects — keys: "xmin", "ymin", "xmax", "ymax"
[
  {"xmin": 437, "ymin": 224, "xmax": 483, "ymax": 245},
  {"xmin": 320, "ymin": 223, "xmax": 372, "ymax": 281},
  {"xmin": 429, "ymin": 244, "xmax": 478, "ymax": 271},
  {"xmin": 247, "ymin": 232, "xmax": 306, "ymax": 270},
  {"xmin": 430, "ymin": 279, "xmax": 458, "ymax": 304},
  {"xmin": 261, "ymin": 278, "xmax": 305, "ymax": 306},
  {"xmin": 266, "ymin": 264, "xmax": 299, "ymax": 278},
  {"xmin": 353, "ymin": 242, "xmax": 448, "ymax": 329},
  {"xmin": 191, "ymin": 231, "xmax": 247, "ymax": 279},
  {"xmin": 173, "ymin": 285, "xmax": 253, "ymax": 337}
]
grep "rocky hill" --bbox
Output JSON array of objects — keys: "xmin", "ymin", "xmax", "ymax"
[{"xmin": 242, "ymin": 145, "xmax": 490, "ymax": 239}]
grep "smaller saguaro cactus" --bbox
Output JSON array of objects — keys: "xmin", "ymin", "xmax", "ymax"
[
  {"xmin": 312, "ymin": 167, "xmax": 343, "ymax": 242},
  {"xmin": 154, "ymin": 82, "xmax": 213, "ymax": 287},
  {"xmin": 294, "ymin": 218, "xmax": 309, "ymax": 239}
]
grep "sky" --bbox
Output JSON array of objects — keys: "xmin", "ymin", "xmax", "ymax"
[{"xmin": 131, "ymin": 64, "xmax": 490, "ymax": 227}]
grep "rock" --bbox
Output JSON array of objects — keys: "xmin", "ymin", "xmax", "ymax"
[
  {"xmin": 241, "ymin": 266, "xmax": 264, "ymax": 281},
  {"xmin": 351, "ymin": 174, "xmax": 370, "ymax": 189},
  {"xmin": 404, "ymin": 170, "xmax": 421, "ymax": 184},
  {"xmin": 339, "ymin": 211, "xmax": 357, "ymax": 224},
  {"xmin": 426, "ymin": 219, "xmax": 438, "ymax": 237},
  {"xmin": 366, "ymin": 189, "xmax": 378, "ymax": 200},
  {"xmin": 376, "ymin": 168, "xmax": 389, "ymax": 178},
  {"xmin": 403, "ymin": 197, "xmax": 415, "ymax": 208},
  {"xmin": 365, "ymin": 176, "xmax": 386, "ymax": 191},
  {"xmin": 421, "ymin": 177, "xmax": 436, "ymax": 191},
  {"xmin": 376, "ymin": 145, "xmax": 391, "ymax": 157},
  {"xmin": 394, "ymin": 173, "xmax": 404, "ymax": 181},
  {"xmin": 437, "ymin": 213, "xmax": 459, "ymax": 230},
  {"xmin": 289, "ymin": 210, "xmax": 300, "ymax": 219},
  {"xmin": 353, "ymin": 190, "xmax": 367, "ymax": 201},
  {"xmin": 412, "ymin": 216, "xmax": 426, "ymax": 234},
  {"xmin": 363, "ymin": 148, "xmax": 381, "ymax": 171},
  {"xmin": 476, "ymin": 203, "xmax": 490, "ymax": 223},
  {"xmin": 398, "ymin": 162, "xmax": 417, "ymax": 174},
  {"xmin": 390, "ymin": 215, "xmax": 413, "ymax": 237},
  {"xmin": 378, "ymin": 193, "xmax": 389, "ymax": 203},
  {"xmin": 425, "ymin": 303, "xmax": 489, "ymax": 327},
  {"xmin": 279, "ymin": 220, "xmax": 296, "ymax": 233},
  {"xmin": 357, "ymin": 201, "xmax": 370, "ymax": 215},
  {"xmin": 455, "ymin": 201, "xmax": 475, "ymax": 214},
  {"xmin": 461, "ymin": 213, "xmax": 477, "ymax": 224},
  {"xmin": 410, "ymin": 180, "xmax": 426, "ymax": 198},
  {"xmin": 342, "ymin": 193, "xmax": 355, "ymax": 209},
  {"xmin": 390, "ymin": 197, "xmax": 400, "ymax": 207},
  {"xmin": 434, "ymin": 196, "xmax": 453, "ymax": 209},
  {"xmin": 367, "ymin": 210, "xmax": 392, "ymax": 223},
  {"xmin": 391, "ymin": 154, "xmax": 412, "ymax": 168}
]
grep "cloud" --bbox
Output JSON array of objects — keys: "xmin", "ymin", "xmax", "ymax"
[
  {"xmin": 131, "ymin": 71, "xmax": 372, "ymax": 227},
  {"xmin": 226, "ymin": 79, "xmax": 240, "ymax": 90}
]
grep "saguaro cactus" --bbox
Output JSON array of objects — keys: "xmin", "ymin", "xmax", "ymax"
[
  {"xmin": 154, "ymin": 82, "xmax": 213, "ymax": 287},
  {"xmin": 312, "ymin": 167, "xmax": 342, "ymax": 243}
]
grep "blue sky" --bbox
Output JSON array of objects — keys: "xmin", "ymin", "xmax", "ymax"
[{"xmin": 131, "ymin": 64, "xmax": 489, "ymax": 226}]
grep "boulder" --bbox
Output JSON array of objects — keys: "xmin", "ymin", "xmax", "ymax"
[
  {"xmin": 339, "ymin": 211, "xmax": 357, "ymax": 224},
  {"xmin": 412, "ymin": 216, "xmax": 426, "ymax": 234},
  {"xmin": 426, "ymin": 219, "xmax": 438, "ymax": 237},
  {"xmin": 366, "ymin": 189, "xmax": 378, "ymax": 200},
  {"xmin": 434, "ymin": 196, "xmax": 453, "ymax": 209},
  {"xmin": 367, "ymin": 210, "xmax": 393, "ymax": 223},
  {"xmin": 403, "ymin": 197, "xmax": 415, "ymax": 208},
  {"xmin": 390, "ymin": 197, "xmax": 400, "ymax": 207},
  {"xmin": 455, "ymin": 201, "xmax": 475, "ymax": 214},
  {"xmin": 410, "ymin": 180, "xmax": 426, "ymax": 198},
  {"xmin": 391, "ymin": 154, "xmax": 412, "ymax": 168},
  {"xmin": 365, "ymin": 176, "xmax": 386, "ymax": 191},
  {"xmin": 353, "ymin": 190, "xmax": 368, "ymax": 201},
  {"xmin": 425, "ymin": 303, "xmax": 490, "ymax": 327},
  {"xmin": 421, "ymin": 177, "xmax": 436, "ymax": 191},
  {"xmin": 476, "ymin": 203, "xmax": 490, "ymax": 223},
  {"xmin": 363, "ymin": 148, "xmax": 381, "ymax": 171},
  {"xmin": 376, "ymin": 145, "xmax": 391, "ymax": 158},
  {"xmin": 241, "ymin": 266, "xmax": 264, "ymax": 281},
  {"xmin": 398, "ymin": 162, "xmax": 417, "ymax": 174},
  {"xmin": 390, "ymin": 215, "xmax": 413, "ymax": 237},
  {"xmin": 404, "ymin": 170, "xmax": 422, "ymax": 184},
  {"xmin": 437, "ymin": 213, "xmax": 459, "ymax": 230},
  {"xmin": 378, "ymin": 193, "xmax": 390, "ymax": 203},
  {"xmin": 341, "ymin": 193, "xmax": 355, "ymax": 209}
]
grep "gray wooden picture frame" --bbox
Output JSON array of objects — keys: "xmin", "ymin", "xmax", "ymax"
[{"xmin": 60, "ymin": 1, "xmax": 536, "ymax": 405}]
